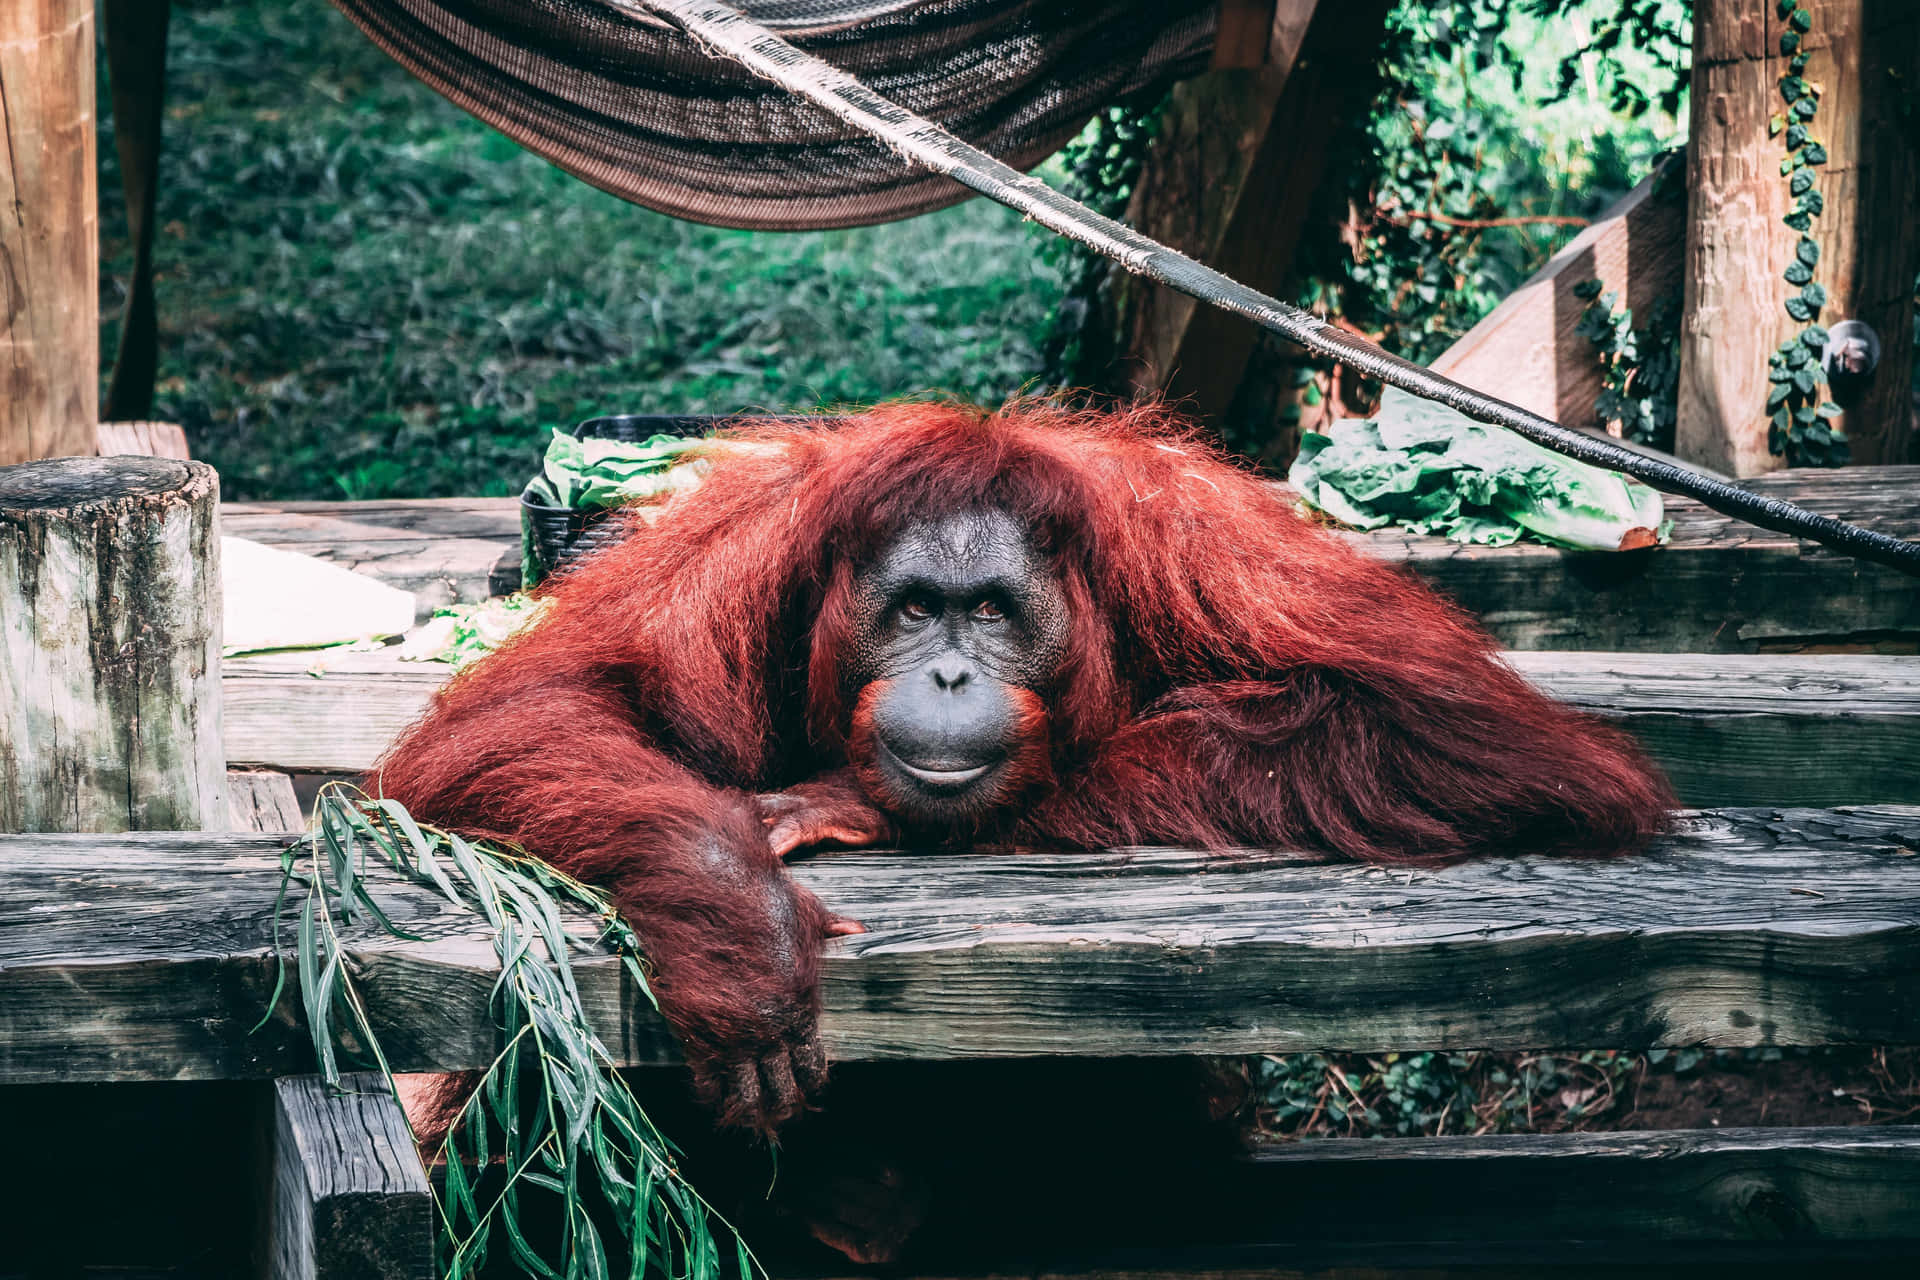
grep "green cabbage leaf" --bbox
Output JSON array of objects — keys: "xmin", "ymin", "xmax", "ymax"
[{"xmin": 1289, "ymin": 389, "xmax": 1668, "ymax": 552}]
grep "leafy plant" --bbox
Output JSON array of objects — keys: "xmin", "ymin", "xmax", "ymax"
[
  {"xmin": 268, "ymin": 782, "xmax": 759, "ymax": 1280},
  {"xmin": 1572, "ymin": 276, "xmax": 1680, "ymax": 451},
  {"xmin": 1765, "ymin": 0, "xmax": 1847, "ymax": 466}
]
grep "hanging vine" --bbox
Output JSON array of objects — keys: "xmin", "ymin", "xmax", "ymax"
[{"xmin": 1765, "ymin": 0, "xmax": 1847, "ymax": 466}]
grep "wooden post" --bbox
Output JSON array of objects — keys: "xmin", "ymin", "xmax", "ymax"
[
  {"xmin": 270, "ymin": 1075, "xmax": 434, "ymax": 1280},
  {"xmin": 0, "ymin": 456, "xmax": 226, "ymax": 832},
  {"xmin": 1677, "ymin": 0, "xmax": 1919, "ymax": 475},
  {"xmin": 1103, "ymin": 0, "xmax": 1392, "ymax": 423},
  {"xmin": 0, "ymin": 0, "xmax": 98, "ymax": 465}
]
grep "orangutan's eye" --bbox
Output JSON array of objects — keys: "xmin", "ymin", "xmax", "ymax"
[
  {"xmin": 971, "ymin": 600, "xmax": 1005, "ymax": 621},
  {"xmin": 901, "ymin": 598, "xmax": 936, "ymax": 622}
]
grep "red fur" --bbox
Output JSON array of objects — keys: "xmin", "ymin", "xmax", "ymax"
[{"xmin": 373, "ymin": 400, "xmax": 1671, "ymax": 1131}]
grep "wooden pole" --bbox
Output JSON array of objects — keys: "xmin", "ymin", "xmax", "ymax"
[
  {"xmin": 0, "ymin": 456, "xmax": 226, "ymax": 832},
  {"xmin": 0, "ymin": 0, "xmax": 98, "ymax": 465},
  {"xmin": 1101, "ymin": 0, "xmax": 1392, "ymax": 425},
  {"xmin": 1677, "ymin": 0, "xmax": 1919, "ymax": 476}
]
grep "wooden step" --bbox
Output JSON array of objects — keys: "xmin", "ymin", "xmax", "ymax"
[
  {"xmin": 3, "ymin": 806, "xmax": 1917, "ymax": 1085},
  {"xmin": 222, "ymin": 647, "xmax": 1920, "ymax": 808},
  {"xmin": 220, "ymin": 465, "xmax": 1920, "ymax": 652}
]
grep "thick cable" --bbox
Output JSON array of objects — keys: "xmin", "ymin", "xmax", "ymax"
[{"xmin": 624, "ymin": 0, "xmax": 1920, "ymax": 576}]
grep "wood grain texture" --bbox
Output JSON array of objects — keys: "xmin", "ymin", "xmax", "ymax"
[
  {"xmin": 216, "ymin": 467, "xmax": 1920, "ymax": 651},
  {"xmin": 2, "ymin": 807, "xmax": 1918, "ymax": 1084},
  {"xmin": 228, "ymin": 768, "xmax": 306, "ymax": 833},
  {"xmin": 1431, "ymin": 159, "xmax": 1685, "ymax": 432},
  {"xmin": 805, "ymin": 1127, "xmax": 1920, "ymax": 1271},
  {"xmin": 1113, "ymin": 0, "xmax": 1389, "ymax": 424},
  {"xmin": 221, "ymin": 496, "xmax": 523, "ymax": 621},
  {"xmin": 0, "ymin": 456, "xmax": 226, "ymax": 832},
  {"xmin": 270, "ymin": 1073, "xmax": 433, "ymax": 1280},
  {"xmin": 220, "ymin": 647, "xmax": 1920, "ymax": 807},
  {"xmin": 1678, "ymin": 1, "xmax": 1918, "ymax": 473},
  {"xmin": 1504, "ymin": 651, "xmax": 1920, "ymax": 806},
  {"xmin": 96, "ymin": 419, "xmax": 191, "ymax": 461},
  {"xmin": 0, "ymin": 0, "xmax": 97, "ymax": 465}
]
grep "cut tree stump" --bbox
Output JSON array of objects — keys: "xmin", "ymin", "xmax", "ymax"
[
  {"xmin": 0, "ymin": 456, "xmax": 226, "ymax": 832},
  {"xmin": 0, "ymin": 0, "xmax": 97, "ymax": 466}
]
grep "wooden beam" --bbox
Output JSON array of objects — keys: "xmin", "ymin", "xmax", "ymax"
[
  {"xmin": 2, "ymin": 806, "xmax": 1919, "ymax": 1084},
  {"xmin": 1678, "ymin": 1, "xmax": 1920, "ymax": 474},
  {"xmin": 221, "ymin": 497, "xmax": 524, "ymax": 621},
  {"xmin": 97, "ymin": 419, "xmax": 191, "ymax": 460},
  {"xmin": 0, "ymin": 0, "xmax": 97, "ymax": 465},
  {"xmin": 1111, "ymin": 0, "xmax": 1391, "ymax": 424},
  {"xmin": 1505, "ymin": 651, "xmax": 1920, "ymax": 807},
  {"xmin": 1, "ymin": 457, "xmax": 226, "ymax": 832},
  {"xmin": 1429, "ymin": 159, "xmax": 1685, "ymax": 431},
  {"xmin": 269, "ymin": 1074, "xmax": 433, "ymax": 1280},
  {"xmin": 1222, "ymin": 1127, "xmax": 1920, "ymax": 1259},
  {"xmin": 221, "ymin": 647, "xmax": 1920, "ymax": 809},
  {"xmin": 218, "ymin": 466, "xmax": 1920, "ymax": 652},
  {"xmin": 797, "ymin": 1127, "xmax": 1920, "ymax": 1271},
  {"xmin": 228, "ymin": 768, "xmax": 306, "ymax": 833}
]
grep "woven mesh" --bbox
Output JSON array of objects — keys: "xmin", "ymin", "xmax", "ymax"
[{"xmin": 330, "ymin": 0, "xmax": 1216, "ymax": 229}]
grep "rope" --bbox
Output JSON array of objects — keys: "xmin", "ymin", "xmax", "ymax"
[{"xmin": 621, "ymin": 0, "xmax": 1920, "ymax": 576}]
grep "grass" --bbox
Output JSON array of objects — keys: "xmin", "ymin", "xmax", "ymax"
[{"xmin": 101, "ymin": 2, "xmax": 1065, "ymax": 501}]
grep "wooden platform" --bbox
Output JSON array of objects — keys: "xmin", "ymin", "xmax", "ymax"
[
  {"xmin": 3, "ymin": 805, "xmax": 1917, "ymax": 1085},
  {"xmin": 222, "ymin": 646, "xmax": 1920, "ymax": 808},
  {"xmin": 222, "ymin": 466, "xmax": 1920, "ymax": 652}
]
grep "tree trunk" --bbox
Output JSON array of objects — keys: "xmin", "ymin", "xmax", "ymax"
[
  {"xmin": 0, "ymin": 456, "xmax": 226, "ymax": 832},
  {"xmin": 1677, "ymin": 0, "xmax": 1919, "ymax": 476},
  {"xmin": 0, "ymin": 0, "xmax": 98, "ymax": 465}
]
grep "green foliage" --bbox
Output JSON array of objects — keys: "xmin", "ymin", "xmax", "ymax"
[
  {"xmin": 1249, "ymin": 1044, "xmax": 1916, "ymax": 1140},
  {"xmin": 1572, "ymin": 276, "xmax": 1680, "ymax": 451},
  {"xmin": 102, "ymin": 2, "xmax": 1063, "ymax": 501},
  {"xmin": 1038, "ymin": 94, "xmax": 1166, "ymax": 386},
  {"xmin": 271, "ymin": 784, "xmax": 757, "ymax": 1280},
  {"xmin": 1767, "ymin": 1, "xmax": 1847, "ymax": 467},
  {"xmin": 1215, "ymin": 0, "xmax": 1687, "ymax": 458}
]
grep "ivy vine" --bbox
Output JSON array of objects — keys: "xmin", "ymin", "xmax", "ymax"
[
  {"xmin": 1574, "ymin": 278, "xmax": 1680, "ymax": 452},
  {"xmin": 1765, "ymin": 0, "xmax": 1847, "ymax": 466}
]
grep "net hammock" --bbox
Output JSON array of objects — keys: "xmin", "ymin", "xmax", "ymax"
[
  {"xmin": 329, "ymin": 0, "xmax": 1215, "ymax": 230},
  {"xmin": 328, "ymin": 0, "xmax": 1920, "ymax": 573}
]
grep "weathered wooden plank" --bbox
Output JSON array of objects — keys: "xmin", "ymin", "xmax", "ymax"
[
  {"xmin": 228, "ymin": 768, "xmax": 306, "ymax": 834},
  {"xmin": 795, "ymin": 1127, "xmax": 1920, "ymax": 1272},
  {"xmin": 216, "ymin": 467, "xmax": 1920, "ymax": 650},
  {"xmin": 1228, "ymin": 1127, "xmax": 1920, "ymax": 1255},
  {"xmin": 2, "ymin": 807, "xmax": 1918, "ymax": 1084},
  {"xmin": 221, "ymin": 497, "xmax": 523, "ymax": 621},
  {"xmin": 270, "ymin": 1073, "xmax": 433, "ymax": 1280},
  {"xmin": 222, "ymin": 648, "xmax": 1920, "ymax": 807},
  {"xmin": 1504, "ymin": 651, "xmax": 1920, "ymax": 807}
]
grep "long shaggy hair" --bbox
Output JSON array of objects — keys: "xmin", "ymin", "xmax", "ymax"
[{"xmin": 385, "ymin": 398, "xmax": 1667, "ymax": 866}]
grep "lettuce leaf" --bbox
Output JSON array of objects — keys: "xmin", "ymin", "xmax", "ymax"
[{"xmin": 1290, "ymin": 389, "xmax": 1667, "ymax": 552}]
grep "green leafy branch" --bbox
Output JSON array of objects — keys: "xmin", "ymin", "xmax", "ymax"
[
  {"xmin": 1572, "ymin": 277, "xmax": 1680, "ymax": 452},
  {"xmin": 1765, "ymin": 0, "xmax": 1847, "ymax": 466},
  {"xmin": 267, "ymin": 782, "xmax": 761, "ymax": 1280}
]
